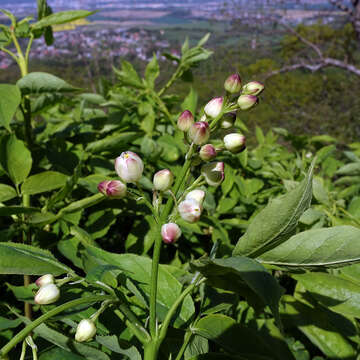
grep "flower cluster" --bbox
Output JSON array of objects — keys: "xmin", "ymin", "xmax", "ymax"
[{"xmin": 96, "ymin": 74, "xmax": 264, "ymax": 245}]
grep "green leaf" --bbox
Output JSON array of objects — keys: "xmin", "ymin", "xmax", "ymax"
[
  {"xmin": 0, "ymin": 184, "xmax": 17, "ymax": 202},
  {"xmin": 281, "ymin": 295, "xmax": 356, "ymax": 359},
  {"xmin": 145, "ymin": 54, "xmax": 159, "ymax": 89},
  {"xmin": 86, "ymin": 132, "xmax": 138, "ymax": 153},
  {"xmin": 0, "ymin": 84, "xmax": 21, "ymax": 131},
  {"xmin": 259, "ymin": 226, "xmax": 360, "ymax": 269},
  {"xmin": 0, "ymin": 134, "xmax": 32, "ymax": 185},
  {"xmin": 233, "ymin": 160, "xmax": 314, "ymax": 258},
  {"xmin": 17, "ymin": 72, "xmax": 77, "ymax": 95},
  {"xmin": 191, "ymin": 256, "xmax": 283, "ymax": 330},
  {"xmin": 184, "ymin": 335, "xmax": 209, "ymax": 359},
  {"xmin": 0, "ymin": 316, "xmax": 22, "ymax": 331},
  {"xmin": 39, "ymin": 347, "xmax": 85, "ymax": 360},
  {"xmin": 294, "ymin": 272, "xmax": 360, "ymax": 318},
  {"xmin": 32, "ymin": 10, "xmax": 94, "ymax": 29},
  {"xmin": 181, "ymin": 87, "xmax": 198, "ymax": 114},
  {"xmin": 312, "ymin": 176, "xmax": 329, "ymax": 205},
  {"xmin": 21, "ymin": 171, "xmax": 68, "ymax": 195},
  {"xmin": 85, "ymin": 246, "xmax": 195, "ymax": 327},
  {"xmin": 0, "ymin": 242, "xmax": 72, "ymax": 275},
  {"xmin": 191, "ymin": 314, "xmax": 292, "ymax": 359},
  {"xmin": 96, "ymin": 335, "xmax": 141, "ymax": 360},
  {"xmin": 113, "ymin": 61, "xmax": 143, "ymax": 88},
  {"xmin": 0, "ymin": 205, "xmax": 39, "ymax": 216},
  {"xmin": 336, "ymin": 163, "xmax": 360, "ymax": 176}
]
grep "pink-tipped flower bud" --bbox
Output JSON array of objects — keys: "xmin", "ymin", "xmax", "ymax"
[
  {"xmin": 204, "ymin": 97, "xmax": 223, "ymax": 118},
  {"xmin": 75, "ymin": 319, "xmax": 97, "ymax": 342},
  {"xmin": 115, "ymin": 151, "xmax": 144, "ymax": 183},
  {"xmin": 153, "ymin": 169, "xmax": 174, "ymax": 192},
  {"xmin": 242, "ymin": 81, "xmax": 264, "ymax": 96},
  {"xmin": 98, "ymin": 181, "xmax": 110, "ymax": 195},
  {"xmin": 34, "ymin": 283, "xmax": 60, "ymax": 305},
  {"xmin": 106, "ymin": 180, "xmax": 127, "ymax": 198},
  {"xmin": 220, "ymin": 112, "xmax": 236, "ymax": 129},
  {"xmin": 188, "ymin": 121, "xmax": 210, "ymax": 145},
  {"xmin": 161, "ymin": 222, "xmax": 182, "ymax": 244},
  {"xmin": 177, "ymin": 110, "xmax": 194, "ymax": 132},
  {"xmin": 223, "ymin": 133, "xmax": 246, "ymax": 154},
  {"xmin": 199, "ymin": 144, "xmax": 217, "ymax": 161},
  {"xmin": 186, "ymin": 189, "xmax": 205, "ymax": 205},
  {"xmin": 237, "ymin": 95, "xmax": 258, "ymax": 110},
  {"xmin": 224, "ymin": 73, "xmax": 242, "ymax": 94},
  {"xmin": 35, "ymin": 274, "xmax": 55, "ymax": 287},
  {"xmin": 178, "ymin": 199, "xmax": 202, "ymax": 223},
  {"xmin": 201, "ymin": 162, "xmax": 225, "ymax": 187}
]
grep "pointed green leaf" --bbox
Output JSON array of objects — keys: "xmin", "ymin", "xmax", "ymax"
[
  {"xmin": 145, "ymin": 54, "xmax": 159, "ymax": 89},
  {"xmin": 0, "ymin": 242, "xmax": 72, "ymax": 275},
  {"xmin": 32, "ymin": 10, "xmax": 94, "ymax": 29},
  {"xmin": 233, "ymin": 160, "xmax": 314, "ymax": 258},
  {"xmin": 21, "ymin": 171, "xmax": 68, "ymax": 195},
  {"xmin": 0, "ymin": 184, "xmax": 17, "ymax": 202},
  {"xmin": 259, "ymin": 226, "xmax": 360, "ymax": 269},
  {"xmin": 0, "ymin": 84, "xmax": 21, "ymax": 131}
]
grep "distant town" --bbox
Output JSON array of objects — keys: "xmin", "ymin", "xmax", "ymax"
[{"xmin": 0, "ymin": 0, "xmax": 346, "ymax": 70}]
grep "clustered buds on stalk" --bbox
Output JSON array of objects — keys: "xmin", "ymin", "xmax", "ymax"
[
  {"xmin": 242, "ymin": 81, "xmax": 264, "ymax": 96},
  {"xmin": 237, "ymin": 94, "xmax": 258, "ymax": 110},
  {"xmin": 75, "ymin": 319, "xmax": 97, "ymax": 342},
  {"xmin": 224, "ymin": 73, "xmax": 242, "ymax": 94},
  {"xmin": 223, "ymin": 133, "xmax": 246, "ymax": 154},
  {"xmin": 204, "ymin": 97, "xmax": 223, "ymax": 118},
  {"xmin": 115, "ymin": 151, "xmax": 144, "ymax": 183},
  {"xmin": 153, "ymin": 169, "xmax": 174, "ymax": 192},
  {"xmin": 161, "ymin": 222, "xmax": 182, "ymax": 244},
  {"xmin": 199, "ymin": 144, "xmax": 217, "ymax": 161},
  {"xmin": 188, "ymin": 121, "xmax": 210, "ymax": 145},
  {"xmin": 34, "ymin": 283, "xmax": 60, "ymax": 305},
  {"xmin": 201, "ymin": 162, "xmax": 225, "ymax": 187},
  {"xmin": 177, "ymin": 110, "xmax": 194, "ymax": 131}
]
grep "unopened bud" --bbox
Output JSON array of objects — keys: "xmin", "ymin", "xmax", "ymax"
[
  {"xmin": 153, "ymin": 169, "xmax": 174, "ymax": 192},
  {"xmin": 34, "ymin": 283, "xmax": 60, "ymax": 305},
  {"xmin": 161, "ymin": 222, "xmax": 182, "ymax": 244},
  {"xmin": 237, "ymin": 95, "xmax": 258, "ymax": 110},
  {"xmin": 186, "ymin": 189, "xmax": 205, "ymax": 205},
  {"xmin": 201, "ymin": 162, "xmax": 225, "ymax": 187},
  {"xmin": 35, "ymin": 274, "xmax": 55, "ymax": 287},
  {"xmin": 177, "ymin": 110, "xmax": 194, "ymax": 131},
  {"xmin": 98, "ymin": 181, "xmax": 110, "ymax": 195},
  {"xmin": 106, "ymin": 180, "xmax": 127, "ymax": 198},
  {"xmin": 75, "ymin": 319, "xmax": 97, "ymax": 342},
  {"xmin": 220, "ymin": 112, "xmax": 236, "ymax": 129},
  {"xmin": 188, "ymin": 121, "xmax": 210, "ymax": 145},
  {"xmin": 204, "ymin": 97, "xmax": 223, "ymax": 118},
  {"xmin": 178, "ymin": 199, "xmax": 202, "ymax": 223},
  {"xmin": 115, "ymin": 151, "xmax": 144, "ymax": 183},
  {"xmin": 199, "ymin": 144, "xmax": 217, "ymax": 161},
  {"xmin": 242, "ymin": 81, "xmax": 264, "ymax": 96},
  {"xmin": 224, "ymin": 133, "xmax": 246, "ymax": 153},
  {"xmin": 224, "ymin": 73, "xmax": 242, "ymax": 94}
]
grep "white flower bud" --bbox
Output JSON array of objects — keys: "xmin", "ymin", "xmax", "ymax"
[
  {"xmin": 224, "ymin": 73, "xmax": 242, "ymax": 94},
  {"xmin": 201, "ymin": 162, "xmax": 225, "ymax": 187},
  {"xmin": 34, "ymin": 283, "xmax": 60, "ymax": 305},
  {"xmin": 223, "ymin": 133, "xmax": 246, "ymax": 153},
  {"xmin": 161, "ymin": 223, "xmax": 182, "ymax": 244},
  {"xmin": 186, "ymin": 189, "xmax": 205, "ymax": 205},
  {"xmin": 115, "ymin": 151, "xmax": 144, "ymax": 183},
  {"xmin": 35, "ymin": 274, "xmax": 55, "ymax": 287},
  {"xmin": 188, "ymin": 121, "xmax": 210, "ymax": 145},
  {"xmin": 153, "ymin": 169, "xmax": 174, "ymax": 192},
  {"xmin": 204, "ymin": 97, "xmax": 223, "ymax": 118},
  {"xmin": 106, "ymin": 180, "xmax": 127, "ymax": 198},
  {"xmin": 75, "ymin": 319, "xmax": 97, "ymax": 342},
  {"xmin": 199, "ymin": 144, "xmax": 217, "ymax": 161},
  {"xmin": 242, "ymin": 81, "xmax": 264, "ymax": 96},
  {"xmin": 177, "ymin": 110, "xmax": 194, "ymax": 131},
  {"xmin": 178, "ymin": 199, "xmax": 202, "ymax": 223},
  {"xmin": 237, "ymin": 95, "xmax": 258, "ymax": 110}
]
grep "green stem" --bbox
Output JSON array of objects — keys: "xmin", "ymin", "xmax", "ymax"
[
  {"xmin": 143, "ymin": 340, "xmax": 160, "ymax": 360},
  {"xmin": 148, "ymin": 145, "xmax": 195, "ymax": 338},
  {"xmin": 0, "ymin": 47, "xmax": 18, "ymax": 62},
  {"xmin": 114, "ymin": 309, "xmax": 150, "ymax": 344},
  {"xmin": 174, "ymin": 331, "xmax": 193, "ymax": 360},
  {"xmin": 159, "ymin": 277, "xmax": 204, "ymax": 342},
  {"xmin": 19, "ymin": 340, "xmax": 26, "ymax": 360},
  {"xmin": 158, "ymin": 65, "xmax": 182, "ymax": 97},
  {"xmin": 0, "ymin": 295, "xmax": 113, "ymax": 357}
]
